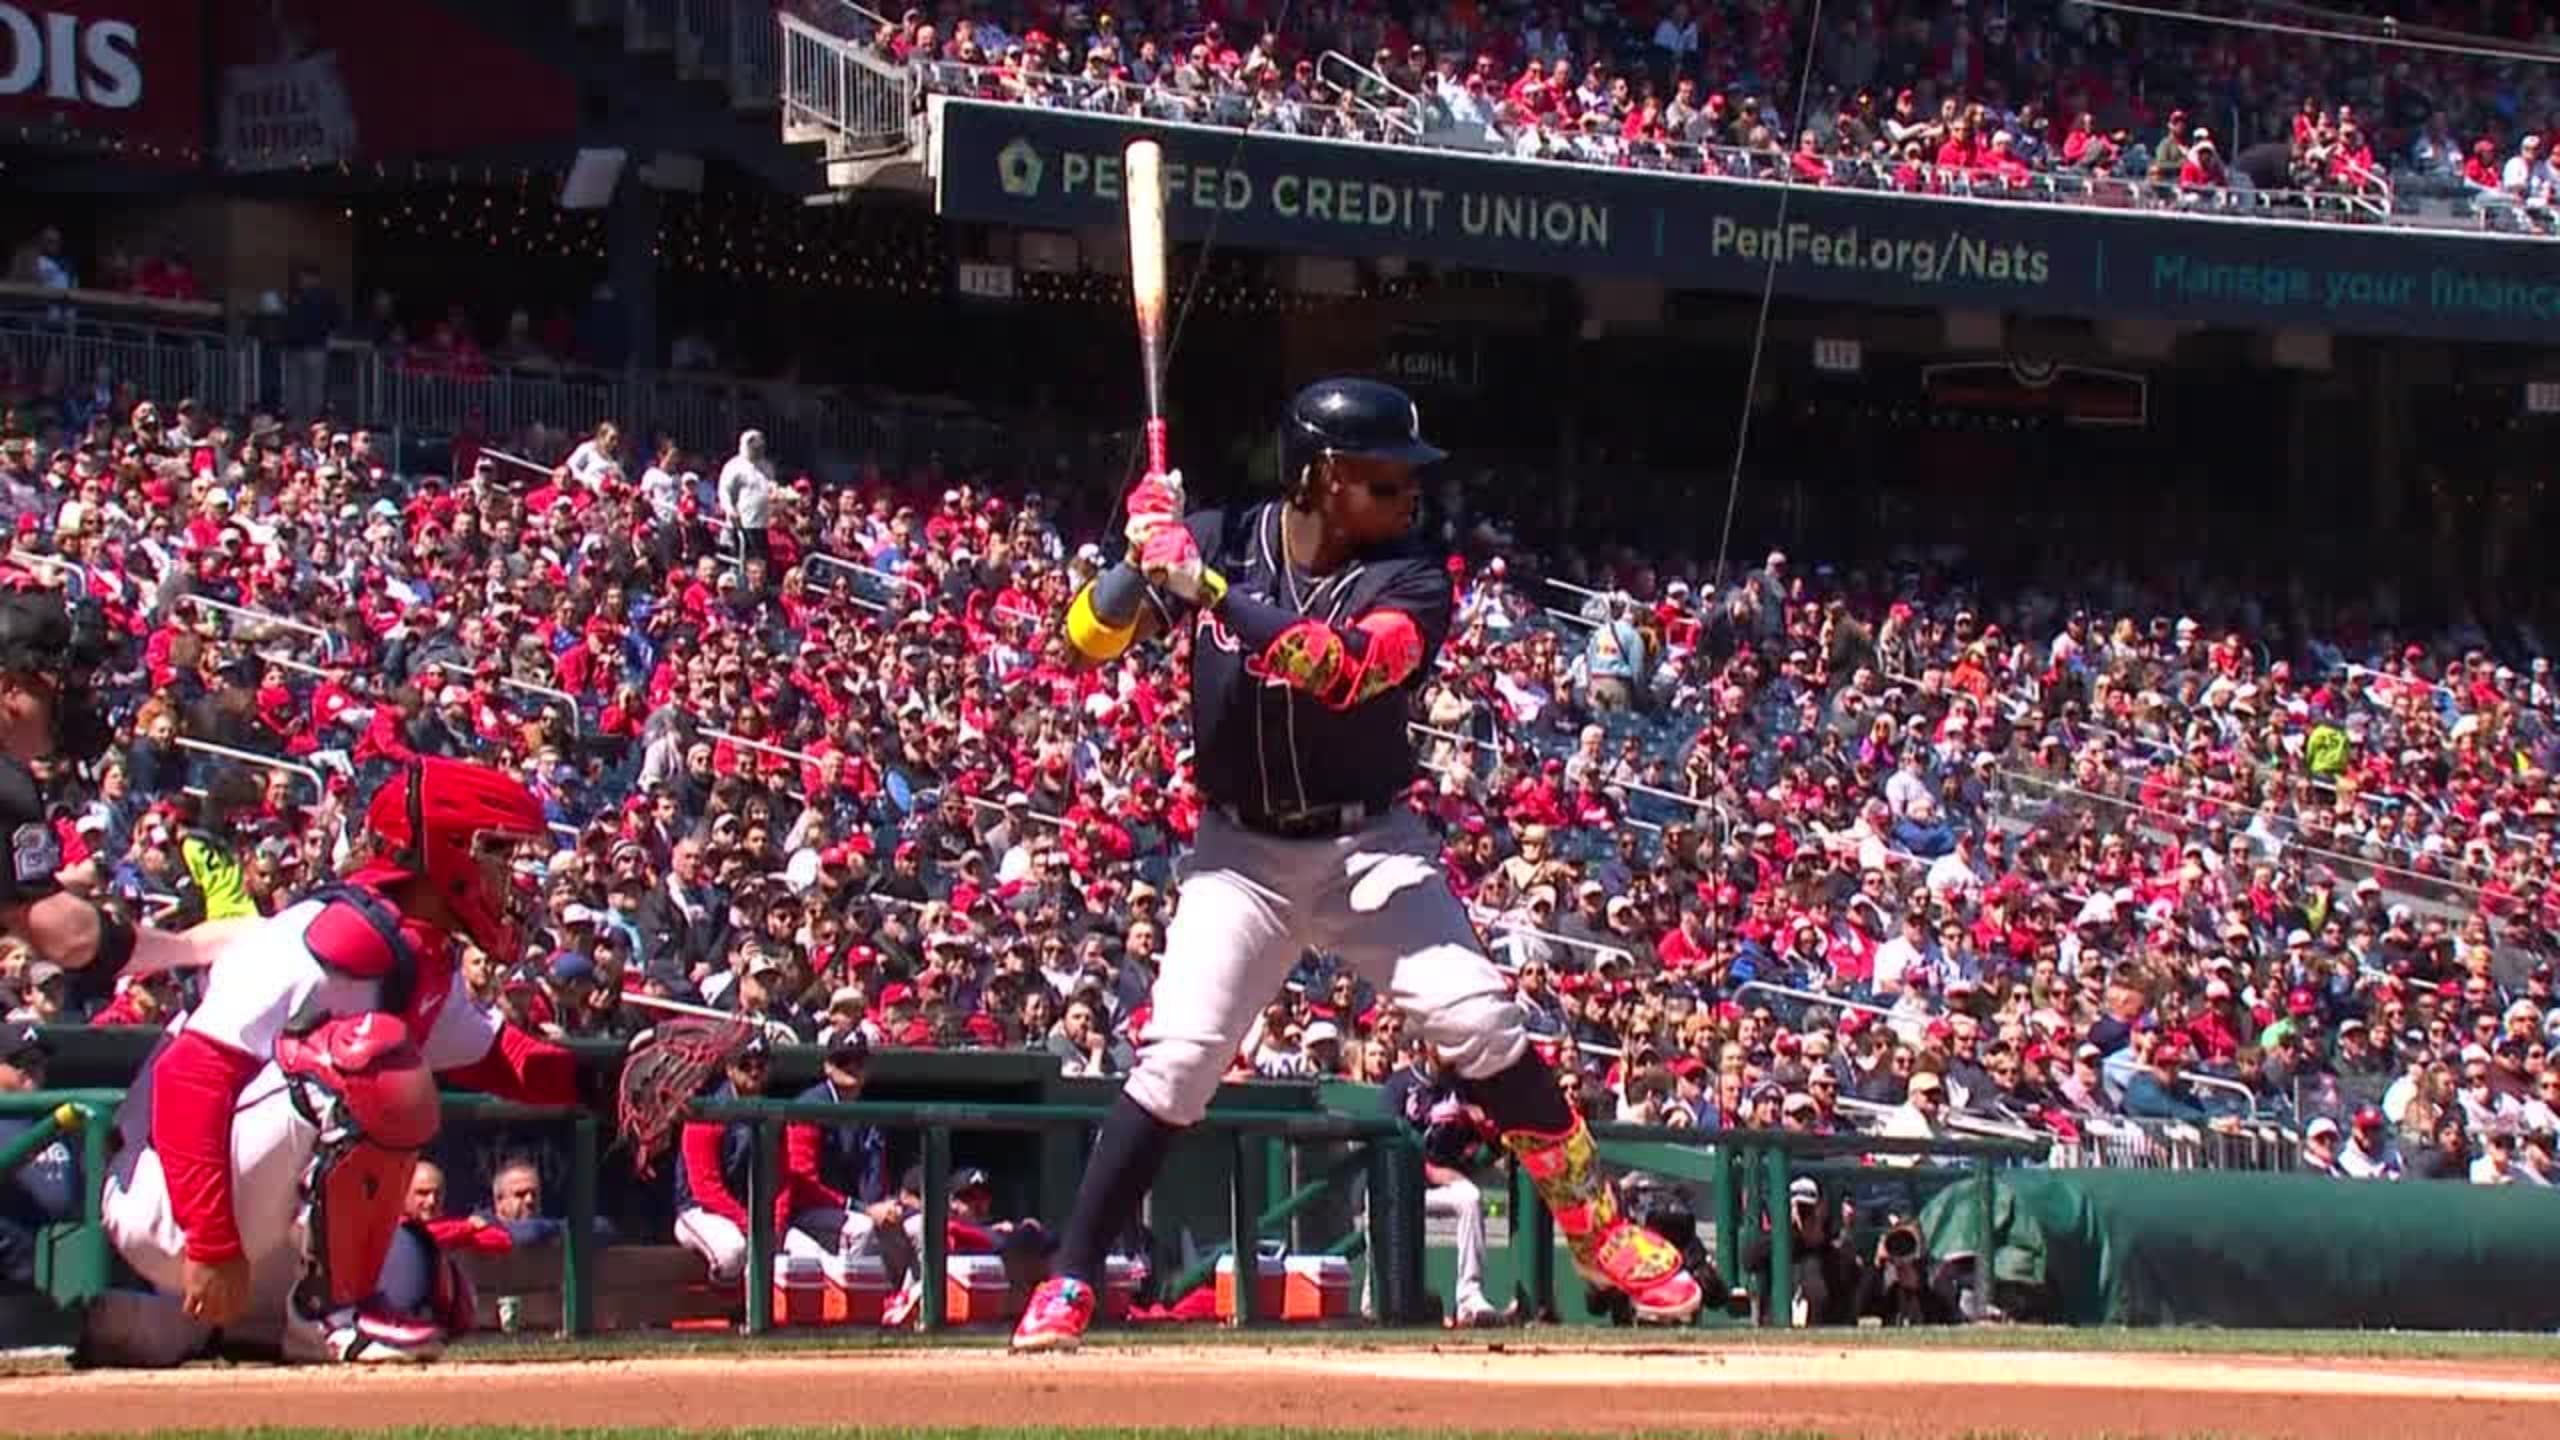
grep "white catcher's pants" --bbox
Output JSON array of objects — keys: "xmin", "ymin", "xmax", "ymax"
[
  {"xmin": 89, "ymin": 1059, "xmax": 433, "ymax": 1364},
  {"xmin": 1126, "ymin": 808, "xmax": 1528, "ymax": 1127}
]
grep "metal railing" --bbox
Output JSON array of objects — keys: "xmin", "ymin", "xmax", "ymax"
[
  {"xmin": 174, "ymin": 736, "xmax": 325, "ymax": 804},
  {"xmin": 780, "ymin": 9, "xmax": 917, "ymax": 159},
  {"xmin": 1314, "ymin": 50, "xmax": 1425, "ymax": 141},
  {"xmin": 0, "ymin": 311, "xmax": 255, "ymax": 417}
]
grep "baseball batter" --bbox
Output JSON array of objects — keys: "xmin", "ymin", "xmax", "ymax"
[{"xmin": 1011, "ymin": 379, "xmax": 1700, "ymax": 1351}]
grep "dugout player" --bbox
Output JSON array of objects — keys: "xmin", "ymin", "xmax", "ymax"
[
  {"xmin": 1010, "ymin": 378, "xmax": 1701, "ymax": 1351},
  {"xmin": 0, "ymin": 581, "xmax": 250, "ymax": 998}
]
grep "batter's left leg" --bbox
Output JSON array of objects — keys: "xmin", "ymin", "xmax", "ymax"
[
  {"xmin": 1016, "ymin": 825, "xmax": 1302, "ymax": 1353},
  {"xmin": 1332, "ymin": 815, "xmax": 1701, "ymax": 1324}
]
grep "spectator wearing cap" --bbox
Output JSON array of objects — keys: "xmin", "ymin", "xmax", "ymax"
[
  {"xmin": 2336, "ymin": 1106, "xmax": 2402, "ymax": 1179},
  {"xmin": 1741, "ymin": 1176, "xmax": 1862, "ymax": 1326},
  {"xmin": 2120, "ymin": 1035, "xmax": 2237, "ymax": 1130},
  {"xmin": 673, "ymin": 1036, "xmax": 789, "ymax": 1283},
  {"xmin": 0, "ymin": 1026, "xmax": 73, "ymax": 1291},
  {"xmin": 779, "ymin": 1032, "xmax": 921, "ymax": 1315},
  {"xmin": 1383, "ymin": 1042, "xmax": 1502, "ymax": 1326},
  {"xmin": 6, "ymin": 960, "xmax": 68, "ymax": 1024},
  {"xmin": 2299, "ymin": 1116, "xmax": 2346, "ymax": 1175},
  {"xmin": 1878, "ymin": 1067, "xmax": 1954, "ymax": 1163}
]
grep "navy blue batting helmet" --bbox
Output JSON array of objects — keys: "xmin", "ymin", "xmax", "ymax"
[{"xmin": 1281, "ymin": 378, "xmax": 1445, "ymax": 482}]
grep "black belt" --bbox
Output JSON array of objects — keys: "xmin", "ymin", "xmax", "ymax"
[{"xmin": 1215, "ymin": 799, "xmax": 1391, "ymax": 839}]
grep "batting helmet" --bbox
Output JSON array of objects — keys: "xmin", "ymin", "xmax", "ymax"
[{"xmin": 1279, "ymin": 378, "xmax": 1445, "ymax": 490}]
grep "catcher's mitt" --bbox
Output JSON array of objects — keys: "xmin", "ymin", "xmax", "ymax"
[{"xmin": 616, "ymin": 1016, "xmax": 756, "ymax": 1176}]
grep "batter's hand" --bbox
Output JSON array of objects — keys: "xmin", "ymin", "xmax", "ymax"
[
  {"xmin": 1140, "ymin": 525, "xmax": 1224, "ymax": 606},
  {"xmin": 181, "ymin": 1255, "xmax": 253, "ymax": 1326},
  {"xmin": 1122, "ymin": 468, "xmax": 1185, "ymax": 555}
]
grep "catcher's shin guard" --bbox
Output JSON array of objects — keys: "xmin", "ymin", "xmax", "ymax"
[
  {"xmin": 1502, "ymin": 1121, "xmax": 1702, "ymax": 1324},
  {"xmin": 276, "ymin": 1014, "xmax": 441, "ymax": 1315}
]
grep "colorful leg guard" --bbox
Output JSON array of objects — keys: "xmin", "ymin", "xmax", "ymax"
[{"xmin": 1503, "ymin": 1121, "xmax": 1702, "ymax": 1323}]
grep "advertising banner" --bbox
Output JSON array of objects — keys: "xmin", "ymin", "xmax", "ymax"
[
  {"xmin": 212, "ymin": 0, "xmax": 575, "ymax": 173},
  {"xmin": 936, "ymin": 99, "xmax": 2560, "ymax": 345},
  {"xmin": 0, "ymin": 0, "xmax": 200, "ymax": 151}
]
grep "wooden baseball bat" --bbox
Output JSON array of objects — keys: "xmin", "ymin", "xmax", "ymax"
[{"xmin": 1124, "ymin": 137, "xmax": 1170, "ymax": 478}]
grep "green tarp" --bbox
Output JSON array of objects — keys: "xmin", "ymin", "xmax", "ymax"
[{"xmin": 1920, "ymin": 1168, "xmax": 2560, "ymax": 1328}]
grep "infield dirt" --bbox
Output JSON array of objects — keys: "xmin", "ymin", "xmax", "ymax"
[{"xmin": 17, "ymin": 1343, "xmax": 2560, "ymax": 1438}]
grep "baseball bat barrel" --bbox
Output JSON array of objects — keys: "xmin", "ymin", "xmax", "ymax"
[{"xmin": 1124, "ymin": 137, "xmax": 1170, "ymax": 474}]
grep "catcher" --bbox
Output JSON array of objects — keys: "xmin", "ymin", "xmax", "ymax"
[{"xmin": 89, "ymin": 758, "xmax": 581, "ymax": 1365}]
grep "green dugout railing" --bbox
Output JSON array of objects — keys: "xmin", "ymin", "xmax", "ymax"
[
  {"xmin": 7, "ymin": 1078, "xmax": 2035, "ymax": 1338},
  {"xmin": 0, "ymin": 1089, "xmax": 121, "ymax": 1308},
  {"xmin": 1, "ymin": 1088, "xmax": 600, "ymax": 1335},
  {"xmin": 692, "ymin": 1096, "xmax": 1421, "ymax": 1334}
]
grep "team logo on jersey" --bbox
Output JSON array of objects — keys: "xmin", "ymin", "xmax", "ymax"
[
  {"xmin": 11, "ymin": 823, "xmax": 57, "ymax": 885},
  {"xmin": 1195, "ymin": 609, "xmax": 1242, "ymax": 654}
]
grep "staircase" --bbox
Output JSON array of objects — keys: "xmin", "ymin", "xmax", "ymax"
[
  {"xmin": 539, "ymin": 0, "xmax": 921, "ymax": 195},
  {"xmin": 773, "ymin": 1, "xmax": 927, "ymax": 195}
]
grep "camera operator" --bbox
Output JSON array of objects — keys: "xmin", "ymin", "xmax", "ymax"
[
  {"xmin": 1857, "ymin": 1218, "xmax": 1964, "ymax": 1325},
  {"xmin": 1738, "ymin": 1176, "xmax": 1863, "ymax": 1326}
]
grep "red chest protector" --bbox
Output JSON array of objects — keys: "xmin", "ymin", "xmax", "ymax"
[{"xmin": 296, "ymin": 882, "xmax": 458, "ymax": 1039}]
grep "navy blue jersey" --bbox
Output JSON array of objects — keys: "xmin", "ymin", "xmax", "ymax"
[{"xmin": 1179, "ymin": 502, "xmax": 1450, "ymax": 814}]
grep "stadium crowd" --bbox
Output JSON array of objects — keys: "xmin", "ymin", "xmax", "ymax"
[
  {"xmin": 845, "ymin": 0, "xmax": 2560, "ymax": 222},
  {"xmin": 0, "ymin": 360, "xmax": 2553, "ymax": 1203}
]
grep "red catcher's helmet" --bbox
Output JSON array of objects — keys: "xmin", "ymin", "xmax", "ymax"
[{"xmin": 364, "ymin": 757, "xmax": 550, "ymax": 959}]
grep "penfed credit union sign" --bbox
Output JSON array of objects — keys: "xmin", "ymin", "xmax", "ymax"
[{"xmin": 934, "ymin": 97, "xmax": 2560, "ymax": 345}]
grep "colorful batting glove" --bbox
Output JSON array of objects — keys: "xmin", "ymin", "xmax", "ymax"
[
  {"xmin": 1122, "ymin": 468, "xmax": 1185, "ymax": 556},
  {"xmin": 1139, "ymin": 524, "xmax": 1225, "ymax": 606}
]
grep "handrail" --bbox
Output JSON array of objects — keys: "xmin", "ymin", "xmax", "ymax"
[
  {"xmin": 173, "ymin": 736, "xmax": 323, "ymax": 801},
  {"xmin": 2182, "ymin": 1069, "xmax": 2261, "ymax": 1120},
  {"xmin": 1731, "ymin": 980, "xmax": 1899, "ymax": 1022},
  {"xmin": 176, "ymin": 594, "xmax": 330, "ymax": 641},
  {"xmin": 430, "ymin": 661, "xmax": 584, "ymax": 735},
  {"xmin": 808, "ymin": 550, "xmax": 924, "ymax": 594},
  {"xmin": 1313, "ymin": 50, "xmax": 1426, "ymax": 140},
  {"xmin": 1466, "ymin": 905, "xmax": 1636, "ymax": 962},
  {"xmin": 1996, "ymin": 764, "xmax": 2491, "ymax": 899}
]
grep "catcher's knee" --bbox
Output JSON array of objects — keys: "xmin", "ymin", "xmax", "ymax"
[
  {"xmin": 1414, "ymin": 986, "xmax": 1529, "ymax": 1082},
  {"xmin": 278, "ymin": 1014, "xmax": 440, "ymax": 1312}
]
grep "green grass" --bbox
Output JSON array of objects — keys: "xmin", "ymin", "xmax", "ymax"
[{"xmin": 427, "ymin": 1321, "xmax": 2560, "ymax": 1366}]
